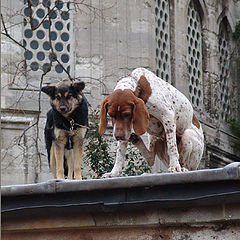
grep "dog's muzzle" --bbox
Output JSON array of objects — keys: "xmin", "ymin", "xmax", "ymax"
[{"xmin": 59, "ymin": 106, "xmax": 69, "ymax": 114}]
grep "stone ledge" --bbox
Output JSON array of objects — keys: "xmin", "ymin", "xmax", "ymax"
[
  {"xmin": 2, "ymin": 163, "xmax": 240, "ymax": 219},
  {"xmin": 2, "ymin": 164, "xmax": 240, "ymax": 239},
  {"xmin": 2, "ymin": 162, "xmax": 240, "ymax": 197}
]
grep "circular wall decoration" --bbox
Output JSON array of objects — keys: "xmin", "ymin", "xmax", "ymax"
[{"xmin": 23, "ymin": 0, "xmax": 73, "ymax": 76}]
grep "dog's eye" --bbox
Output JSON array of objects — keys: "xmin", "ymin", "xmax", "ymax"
[
  {"xmin": 108, "ymin": 113, "xmax": 115, "ymax": 118},
  {"xmin": 56, "ymin": 95, "xmax": 61, "ymax": 100},
  {"xmin": 122, "ymin": 112, "xmax": 131, "ymax": 118},
  {"xmin": 66, "ymin": 94, "xmax": 72, "ymax": 99}
]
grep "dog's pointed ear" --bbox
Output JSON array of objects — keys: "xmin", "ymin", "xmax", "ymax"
[
  {"xmin": 132, "ymin": 98, "xmax": 149, "ymax": 136},
  {"xmin": 73, "ymin": 81, "xmax": 85, "ymax": 93},
  {"xmin": 41, "ymin": 85, "xmax": 55, "ymax": 98},
  {"xmin": 99, "ymin": 97, "xmax": 109, "ymax": 135}
]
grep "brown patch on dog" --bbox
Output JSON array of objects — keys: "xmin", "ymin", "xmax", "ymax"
[
  {"xmin": 99, "ymin": 89, "xmax": 149, "ymax": 136},
  {"xmin": 192, "ymin": 113, "xmax": 200, "ymax": 129},
  {"xmin": 138, "ymin": 75, "xmax": 152, "ymax": 103},
  {"xmin": 134, "ymin": 86, "xmax": 139, "ymax": 97}
]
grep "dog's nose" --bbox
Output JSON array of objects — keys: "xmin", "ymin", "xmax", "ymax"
[
  {"xmin": 114, "ymin": 125, "xmax": 126, "ymax": 141},
  {"xmin": 59, "ymin": 106, "xmax": 67, "ymax": 113},
  {"xmin": 115, "ymin": 135, "xmax": 125, "ymax": 141}
]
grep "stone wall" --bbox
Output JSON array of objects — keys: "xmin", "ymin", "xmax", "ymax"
[
  {"xmin": 3, "ymin": 205, "xmax": 240, "ymax": 240},
  {"xmin": 1, "ymin": 0, "xmax": 240, "ymax": 185}
]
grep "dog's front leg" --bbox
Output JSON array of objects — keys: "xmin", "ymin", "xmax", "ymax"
[
  {"xmin": 102, "ymin": 140, "xmax": 128, "ymax": 178},
  {"xmin": 162, "ymin": 117, "xmax": 181, "ymax": 172},
  {"xmin": 72, "ymin": 141, "xmax": 84, "ymax": 180},
  {"xmin": 129, "ymin": 133, "xmax": 156, "ymax": 166},
  {"xmin": 50, "ymin": 144, "xmax": 57, "ymax": 178},
  {"xmin": 54, "ymin": 128, "xmax": 67, "ymax": 179},
  {"xmin": 65, "ymin": 149, "xmax": 74, "ymax": 179},
  {"xmin": 72, "ymin": 128, "xmax": 87, "ymax": 180},
  {"xmin": 55, "ymin": 143, "xmax": 66, "ymax": 179}
]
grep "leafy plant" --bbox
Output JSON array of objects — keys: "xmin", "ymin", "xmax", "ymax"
[
  {"xmin": 123, "ymin": 142, "xmax": 151, "ymax": 176},
  {"xmin": 85, "ymin": 109, "xmax": 114, "ymax": 178},
  {"xmin": 227, "ymin": 119, "xmax": 240, "ymax": 137},
  {"xmin": 233, "ymin": 21, "xmax": 240, "ymax": 40},
  {"xmin": 227, "ymin": 119, "xmax": 240, "ymax": 152}
]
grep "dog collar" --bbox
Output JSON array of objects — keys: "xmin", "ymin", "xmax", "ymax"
[{"xmin": 68, "ymin": 118, "xmax": 88, "ymax": 131}]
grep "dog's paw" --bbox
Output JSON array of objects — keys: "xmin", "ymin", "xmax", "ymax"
[
  {"xmin": 129, "ymin": 133, "xmax": 140, "ymax": 144},
  {"xmin": 141, "ymin": 172, "xmax": 152, "ymax": 176},
  {"xmin": 102, "ymin": 171, "xmax": 120, "ymax": 178},
  {"xmin": 181, "ymin": 167, "xmax": 189, "ymax": 172},
  {"xmin": 74, "ymin": 174, "xmax": 82, "ymax": 180},
  {"xmin": 102, "ymin": 172, "xmax": 112, "ymax": 178},
  {"xmin": 168, "ymin": 163, "xmax": 182, "ymax": 172}
]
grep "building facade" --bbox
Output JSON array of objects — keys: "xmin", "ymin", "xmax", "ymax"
[{"xmin": 1, "ymin": 0, "xmax": 240, "ymax": 185}]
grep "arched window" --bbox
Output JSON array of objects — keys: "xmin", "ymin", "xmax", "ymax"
[
  {"xmin": 218, "ymin": 18, "xmax": 232, "ymax": 121},
  {"xmin": 186, "ymin": 0, "xmax": 203, "ymax": 110},
  {"xmin": 155, "ymin": 0, "xmax": 171, "ymax": 82}
]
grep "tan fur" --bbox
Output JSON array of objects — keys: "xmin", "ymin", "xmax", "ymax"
[
  {"xmin": 53, "ymin": 128, "xmax": 68, "ymax": 179},
  {"xmin": 50, "ymin": 127, "xmax": 87, "ymax": 180},
  {"xmin": 72, "ymin": 128, "xmax": 86, "ymax": 179},
  {"xmin": 50, "ymin": 82, "xmax": 83, "ymax": 118},
  {"xmin": 192, "ymin": 113, "xmax": 200, "ymax": 129},
  {"xmin": 50, "ymin": 144, "xmax": 56, "ymax": 178},
  {"xmin": 42, "ymin": 79, "xmax": 87, "ymax": 180},
  {"xmin": 99, "ymin": 97, "xmax": 109, "ymax": 135}
]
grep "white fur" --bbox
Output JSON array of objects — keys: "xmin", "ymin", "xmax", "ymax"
[{"xmin": 103, "ymin": 67, "xmax": 204, "ymax": 177}]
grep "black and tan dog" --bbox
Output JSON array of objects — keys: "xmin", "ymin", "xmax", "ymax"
[{"xmin": 42, "ymin": 80, "xmax": 88, "ymax": 180}]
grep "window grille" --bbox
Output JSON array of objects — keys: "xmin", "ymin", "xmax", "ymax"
[
  {"xmin": 155, "ymin": 0, "xmax": 171, "ymax": 82},
  {"xmin": 187, "ymin": 1, "xmax": 203, "ymax": 110},
  {"xmin": 218, "ymin": 27, "xmax": 231, "ymax": 121},
  {"xmin": 23, "ymin": 0, "xmax": 73, "ymax": 77}
]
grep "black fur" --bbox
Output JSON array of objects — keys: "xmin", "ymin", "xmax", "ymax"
[
  {"xmin": 42, "ymin": 80, "xmax": 88, "ymax": 179},
  {"xmin": 44, "ymin": 94, "xmax": 88, "ymax": 166}
]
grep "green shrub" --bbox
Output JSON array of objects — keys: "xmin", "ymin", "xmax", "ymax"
[
  {"xmin": 227, "ymin": 119, "xmax": 240, "ymax": 137},
  {"xmin": 123, "ymin": 142, "xmax": 151, "ymax": 176},
  {"xmin": 233, "ymin": 21, "xmax": 240, "ymax": 40},
  {"xmin": 85, "ymin": 109, "xmax": 114, "ymax": 178}
]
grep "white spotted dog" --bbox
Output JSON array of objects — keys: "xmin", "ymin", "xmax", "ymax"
[{"xmin": 99, "ymin": 67, "xmax": 204, "ymax": 177}]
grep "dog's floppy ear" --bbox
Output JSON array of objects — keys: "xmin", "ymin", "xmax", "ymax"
[
  {"xmin": 99, "ymin": 97, "xmax": 109, "ymax": 135},
  {"xmin": 132, "ymin": 98, "xmax": 149, "ymax": 136},
  {"xmin": 41, "ymin": 85, "xmax": 55, "ymax": 98},
  {"xmin": 73, "ymin": 81, "xmax": 85, "ymax": 93}
]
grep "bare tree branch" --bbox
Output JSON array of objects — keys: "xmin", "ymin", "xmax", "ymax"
[
  {"xmin": 1, "ymin": 13, "xmax": 27, "ymax": 50},
  {"xmin": 1, "ymin": 0, "xmax": 115, "ymax": 175}
]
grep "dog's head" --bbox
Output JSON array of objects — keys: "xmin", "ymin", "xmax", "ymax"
[
  {"xmin": 99, "ymin": 89, "xmax": 149, "ymax": 141},
  {"xmin": 41, "ymin": 80, "xmax": 85, "ymax": 116}
]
